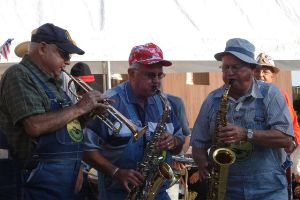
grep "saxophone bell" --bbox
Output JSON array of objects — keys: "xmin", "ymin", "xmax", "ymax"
[
  {"xmin": 146, "ymin": 163, "xmax": 174, "ymax": 200},
  {"xmin": 212, "ymin": 148, "xmax": 236, "ymax": 166}
]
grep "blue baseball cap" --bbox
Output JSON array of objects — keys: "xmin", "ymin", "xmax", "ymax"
[{"xmin": 31, "ymin": 23, "xmax": 84, "ymax": 55}]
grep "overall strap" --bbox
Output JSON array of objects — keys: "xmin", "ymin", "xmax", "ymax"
[
  {"xmin": 20, "ymin": 65, "xmax": 75, "ymax": 168},
  {"xmin": 255, "ymin": 81, "xmax": 269, "ymax": 117},
  {"xmin": 153, "ymin": 94, "xmax": 163, "ymax": 115},
  {"xmin": 106, "ymin": 82, "xmax": 140, "ymax": 123},
  {"xmin": 22, "ymin": 64, "xmax": 71, "ymax": 102}
]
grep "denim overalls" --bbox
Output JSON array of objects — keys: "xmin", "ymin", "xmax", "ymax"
[
  {"xmin": 22, "ymin": 70, "xmax": 83, "ymax": 200},
  {"xmin": 211, "ymin": 82, "xmax": 288, "ymax": 200},
  {"xmin": 96, "ymin": 82, "xmax": 172, "ymax": 200},
  {"xmin": 0, "ymin": 131, "xmax": 20, "ymax": 200}
]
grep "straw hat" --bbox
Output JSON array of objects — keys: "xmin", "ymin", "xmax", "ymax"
[
  {"xmin": 14, "ymin": 41, "xmax": 30, "ymax": 58},
  {"xmin": 256, "ymin": 53, "xmax": 280, "ymax": 74}
]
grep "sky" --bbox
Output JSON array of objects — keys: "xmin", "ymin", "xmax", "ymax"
[{"xmin": 292, "ymin": 71, "xmax": 300, "ymax": 86}]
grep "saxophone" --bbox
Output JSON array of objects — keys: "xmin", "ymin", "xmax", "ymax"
[
  {"xmin": 126, "ymin": 89, "xmax": 175, "ymax": 200},
  {"xmin": 207, "ymin": 82, "xmax": 236, "ymax": 200}
]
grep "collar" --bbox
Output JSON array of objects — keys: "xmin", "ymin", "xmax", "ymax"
[
  {"xmin": 21, "ymin": 55, "xmax": 63, "ymax": 87},
  {"xmin": 213, "ymin": 78, "xmax": 263, "ymax": 100},
  {"xmin": 250, "ymin": 79, "xmax": 264, "ymax": 99}
]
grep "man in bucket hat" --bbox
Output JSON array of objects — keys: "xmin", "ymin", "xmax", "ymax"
[
  {"xmin": 191, "ymin": 38, "xmax": 294, "ymax": 199},
  {"xmin": 83, "ymin": 42, "xmax": 184, "ymax": 200},
  {"xmin": 0, "ymin": 23, "xmax": 107, "ymax": 199}
]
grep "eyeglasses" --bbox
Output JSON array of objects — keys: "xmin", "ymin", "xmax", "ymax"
[
  {"xmin": 220, "ymin": 63, "xmax": 247, "ymax": 73},
  {"xmin": 56, "ymin": 47, "xmax": 71, "ymax": 61},
  {"xmin": 144, "ymin": 72, "xmax": 166, "ymax": 80}
]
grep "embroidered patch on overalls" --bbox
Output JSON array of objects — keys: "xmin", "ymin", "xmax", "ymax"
[
  {"xmin": 230, "ymin": 141, "xmax": 253, "ymax": 161},
  {"xmin": 67, "ymin": 119, "xmax": 83, "ymax": 142}
]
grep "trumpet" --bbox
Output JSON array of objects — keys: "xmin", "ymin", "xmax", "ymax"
[{"xmin": 62, "ymin": 70, "xmax": 147, "ymax": 141}]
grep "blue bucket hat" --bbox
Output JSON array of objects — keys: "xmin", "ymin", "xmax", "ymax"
[
  {"xmin": 214, "ymin": 38, "xmax": 257, "ymax": 65},
  {"xmin": 31, "ymin": 23, "xmax": 84, "ymax": 55}
]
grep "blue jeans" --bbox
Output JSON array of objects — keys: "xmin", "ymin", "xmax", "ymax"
[
  {"xmin": 23, "ymin": 160, "xmax": 81, "ymax": 200},
  {"xmin": 225, "ymin": 171, "xmax": 288, "ymax": 200},
  {"xmin": 0, "ymin": 159, "xmax": 19, "ymax": 200}
]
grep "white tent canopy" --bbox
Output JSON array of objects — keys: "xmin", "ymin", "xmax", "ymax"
[{"xmin": 1, "ymin": 0, "xmax": 300, "ymax": 74}]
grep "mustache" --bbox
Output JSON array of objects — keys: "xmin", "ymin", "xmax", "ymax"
[{"xmin": 228, "ymin": 78, "xmax": 236, "ymax": 85}]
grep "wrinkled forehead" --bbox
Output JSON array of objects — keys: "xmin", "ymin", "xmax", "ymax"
[
  {"xmin": 221, "ymin": 53, "xmax": 244, "ymax": 63},
  {"xmin": 136, "ymin": 62, "xmax": 164, "ymax": 71},
  {"xmin": 257, "ymin": 65, "xmax": 274, "ymax": 72}
]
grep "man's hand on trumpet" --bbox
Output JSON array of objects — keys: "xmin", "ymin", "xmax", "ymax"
[{"xmin": 76, "ymin": 90, "xmax": 108, "ymax": 115}]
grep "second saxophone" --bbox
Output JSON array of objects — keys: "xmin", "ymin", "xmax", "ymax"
[{"xmin": 207, "ymin": 82, "xmax": 236, "ymax": 200}]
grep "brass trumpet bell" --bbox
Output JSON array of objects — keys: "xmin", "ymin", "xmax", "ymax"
[{"xmin": 62, "ymin": 70, "xmax": 147, "ymax": 141}]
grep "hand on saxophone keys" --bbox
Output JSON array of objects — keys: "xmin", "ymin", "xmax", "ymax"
[
  {"xmin": 217, "ymin": 123, "xmax": 247, "ymax": 144},
  {"xmin": 112, "ymin": 168, "xmax": 144, "ymax": 193},
  {"xmin": 155, "ymin": 132, "xmax": 175, "ymax": 151},
  {"xmin": 196, "ymin": 161, "xmax": 210, "ymax": 182}
]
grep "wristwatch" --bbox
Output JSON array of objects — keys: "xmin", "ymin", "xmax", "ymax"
[{"xmin": 247, "ymin": 129, "xmax": 254, "ymax": 141}]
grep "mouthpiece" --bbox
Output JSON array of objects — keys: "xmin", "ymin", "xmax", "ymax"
[
  {"xmin": 152, "ymin": 86, "xmax": 160, "ymax": 94},
  {"xmin": 228, "ymin": 79, "xmax": 234, "ymax": 85}
]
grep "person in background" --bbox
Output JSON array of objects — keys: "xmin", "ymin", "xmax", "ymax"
[
  {"xmin": 166, "ymin": 94, "xmax": 191, "ymax": 149},
  {"xmin": 255, "ymin": 53, "xmax": 300, "ymax": 146},
  {"xmin": 83, "ymin": 42, "xmax": 185, "ymax": 200},
  {"xmin": 71, "ymin": 61, "xmax": 99, "ymax": 95},
  {"xmin": 291, "ymin": 147, "xmax": 300, "ymax": 199},
  {"xmin": 294, "ymin": 174, "xmax": 300, "ymax": 199},
  {"xmin": 191, "ymin": 38, "xmax": 294, "ymax": 199},
  {"xmin": 165, "ymin": 94, "xmax": 191, "ymax": 199},
  {"xmin": 0, "ymin": 23, "xmax": 107, "ymax": 199},
  {"xmin": 255, "ymin": 52, "xmax": 300, "ymax": 199},
  {"xmin": 166, "ymin": 94, "xmax": 206, "ymax": 200}
]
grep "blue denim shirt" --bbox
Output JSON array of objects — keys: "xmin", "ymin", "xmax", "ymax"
[
  {"xmin": 84, "ymin": 81, "xmax": 184, "ymax": 200},
  {"xmin": 191, "ymin": 79, "xmax": 293, "ymax": 200},
  {"xmin": 166, "ymin": 94, "xmax": 191, "ymax": 137}
]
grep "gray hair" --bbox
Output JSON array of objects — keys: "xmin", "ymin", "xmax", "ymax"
[
  {"xmin": 129, "ymin": 62, "xmax": 141, "ymax": 69},
  {"xmin": 28, "ymin": 42, "xmax": 39, "ymax": 53}
]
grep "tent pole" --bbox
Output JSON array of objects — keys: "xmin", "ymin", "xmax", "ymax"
[
  {"xmin": 101, "ymin": 61, "xmax": 107, "ymax": 92},
  {"xmin": 107, "ymin": 61, "xmax": 111, "ymax": 89}
]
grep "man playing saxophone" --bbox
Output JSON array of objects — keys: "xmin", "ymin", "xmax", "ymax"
[
  {"xmin": 83, "ymin": 43, "xmax": 184, "ymax": 200},
  {"xmin": 191, "ymin": 38, "xmax": 294, "ymax": 200}
]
